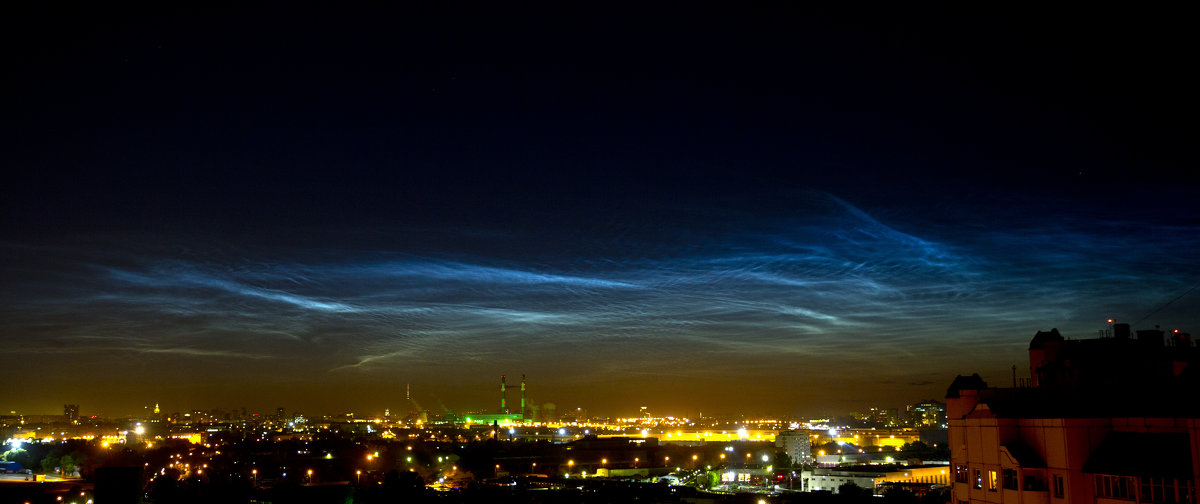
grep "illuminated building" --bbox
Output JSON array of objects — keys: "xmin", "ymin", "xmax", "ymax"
[
  {"xmin": 461, "ymin": 375, "xmax": 527, "ymax": 426},
  {"xmin": 775, "ymin": 429, "xmax": 814, "ymax": 466},
  {"xmin": 801, "ymin": 465, "xmax": 951, "ymax": 493},
  {"xmin": 907, "ymin": 400, "xmax": 947, "ymax": 428},
  {"xmin": 947, "ymin": 323, "xmax": 1198, "ymax": 504}
]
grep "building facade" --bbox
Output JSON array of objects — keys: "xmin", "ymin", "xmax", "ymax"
[
  {"xmin": 908, "ymin": 400, "xmax": 948, "ymax": 429},
  {"xmin": 801, "ymin": 465, "xmax": 951, "ymax": 493},
  {"xmin": 776, "ymin": 429, "xmax": 815, "ymax": 467},
  {"xmin": 947, "ymin": 324, "xmax": 1198, "ymax": 504}
]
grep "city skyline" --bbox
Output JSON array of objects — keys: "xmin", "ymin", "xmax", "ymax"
[{"xmin": 3, "ymin": 7, "xmax": 1197, "ymax": 417}]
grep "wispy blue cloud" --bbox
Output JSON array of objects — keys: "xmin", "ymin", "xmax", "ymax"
[{"xmin": 2, "ymin": 189, "xmax": 1198, "ymax": 413}]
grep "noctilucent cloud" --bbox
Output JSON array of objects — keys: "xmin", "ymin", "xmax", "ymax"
[
  {"xmin": 2, "ymin": 6, "xmax": 1196, "ymax": 417},
  {"xmin": 5, "ymin": 188, "xmax": 1197, "ymax": 416}
]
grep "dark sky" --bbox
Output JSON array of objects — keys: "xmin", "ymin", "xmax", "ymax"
[{"xmin": 3, "ymin": 6, "xmax": 1196, "ymax": 418}]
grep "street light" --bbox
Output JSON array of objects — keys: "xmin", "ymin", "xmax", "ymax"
[
  {"xmin": 251, "ymin": 469, "xmax": 257, "ymax": 486},
  {"xmin": 356, "ymin": 470, "xmax": 361, "ymax": 483}
]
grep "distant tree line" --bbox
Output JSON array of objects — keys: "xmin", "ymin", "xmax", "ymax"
[{"xmin": 2, "ymin": 438, "xmax": 89, "ymax": 477}]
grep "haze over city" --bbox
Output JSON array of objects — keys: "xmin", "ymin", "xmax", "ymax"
[{"xmin": 3, "ymin": 5, "xmax": 1196, "ymax": 418}]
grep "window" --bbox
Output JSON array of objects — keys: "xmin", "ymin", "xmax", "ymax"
[
  {"xmin": 1144, "ymin": 477, "xmax": 1168, "ymax": 503},
  {"xmin": 1141, "ymin": 476, "xmax": 1195, "ymax": 503},
  {"xmin": 954, "ymin": 465, "xmax": 969, "ymax": 484},
  {"xmin": 1096, "ymin": 474, "xmax": 1136, "ymax": 500},
  {"xmin": 974, "ymin": 469, "xmax": 983, "ymax": 489},
  {"xmin": 1002, "ymin": 469, "xmax": 1018, "ymax": 490},
  {"xmin": 988, "ymin": 470, "xmax": 999, "ymax": 491},
  {"xmin": 1022, "ymin": 470, "xmax": 1048, "ymax": 491},
  {"xmin": 1053, "ymin": 475, "xmax": 1065, "ymax": 498}
]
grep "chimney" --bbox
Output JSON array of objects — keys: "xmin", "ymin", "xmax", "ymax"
[{"xmin": 500, "ymin": 375, "xmax": 508, "ymax": 414}]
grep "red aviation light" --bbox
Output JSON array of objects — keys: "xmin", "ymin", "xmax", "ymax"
[{"xmin": 1106, "ymin": 318, "xmax": 1114, "ymax": 324}]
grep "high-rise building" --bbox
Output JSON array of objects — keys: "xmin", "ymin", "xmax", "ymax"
[
  {"xmin": 775, "ymin": 429, "xmax": 814, "ymax": 467},
  {"xmin": 907, "ymin": 400, "xmax": 947, "ymax": 428},
  {"xmin": 64, "ymin": 404, "xmax": 79, "ymax": 423},
  {"xmin": 946, "ymin": 324, "xmax": 1198, "ymax": 503}
]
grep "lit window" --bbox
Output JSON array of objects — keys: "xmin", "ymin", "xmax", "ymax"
[{"xmin": 954, "ymin": 465, "xmax": 969, "ymax": 484}]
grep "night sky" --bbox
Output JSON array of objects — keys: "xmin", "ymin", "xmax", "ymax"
[{"xmin": 3, "ymin": 6, "xmax": 1196, "ymax": 418}]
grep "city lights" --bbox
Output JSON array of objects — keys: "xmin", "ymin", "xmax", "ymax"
[{"xmin": 2, "ymin": 6, "xmax": 1191, "ymax": 501}]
